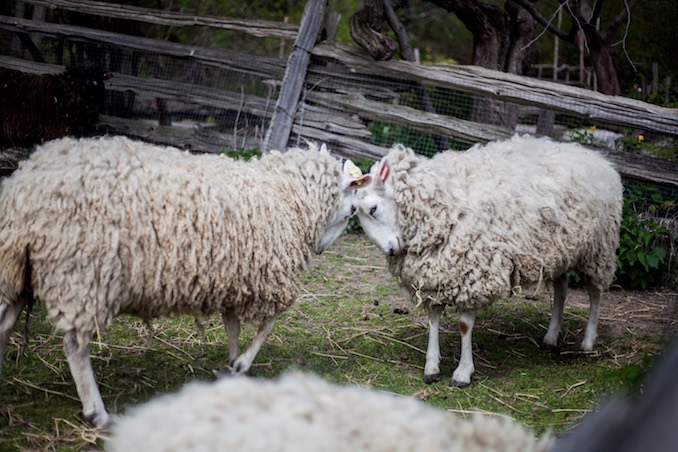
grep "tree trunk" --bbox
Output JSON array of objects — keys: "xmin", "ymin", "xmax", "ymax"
[
  {"xmin": 511, "ymin": 0, "xmax": 629, "ymax": 96},
  {"xmin": 349, "ymin": 0, "xmax": 535, "ymax": 128},
  {"xmin": 349, "ymin": 0, "xmax": 398, "ymax": 61},
  {"xmin": 582, "ymin": 24, "xmax": 621, "ymax": 96},
  {"xmin": 430, "ymin": 0, "xmax": 534, "ymax": 128}
]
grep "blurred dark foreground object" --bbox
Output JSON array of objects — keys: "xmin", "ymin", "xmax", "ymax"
[{"xmin": 554, "ymin": 339, "xmax": 678, "ymax": 452}]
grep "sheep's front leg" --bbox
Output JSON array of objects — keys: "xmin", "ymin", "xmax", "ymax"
[
  {"xmin": 63, "ymin": 331, "xmax": 110, "ymax": 428},
  {"xmin": 222, "ymin": 313, "xmax": 240, "ymax": 362},
  {"xmin": 223, "ymin": 316, "xmax": 275, "ymax": 376},
  {"xmin": 582, "ymin": 283, "xmax": 601, "ymax": 352},
  {"xmin": 0, "ymin": 300, "xmax": 25, "ymax": 378},
  {"xmin": 451, "ymin": 312, "xmax": 475, "ymax": 387},
  {"xmin": 424, "ymin": 304, "xmax": 443, "ymax": 384},
  {"xmin": 543, "ymin": 274, "xmax": 568, "ymax": 351}
]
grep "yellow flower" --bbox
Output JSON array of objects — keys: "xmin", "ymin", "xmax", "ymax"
[{"xmin": 589, "ymin": 125, "xmax": 597, "ymax": 133}]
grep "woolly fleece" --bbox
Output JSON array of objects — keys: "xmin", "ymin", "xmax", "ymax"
[
  {"xmin": 383, "ymin": 135, "xmax": 622, "ymax": 310},
  {"xmin": 107, "ymin": 372, "xmax": 554, "ymax": 452},
  {"xmin": 0, "ymin": 135, "xmax": 345, "ymax": 348}
]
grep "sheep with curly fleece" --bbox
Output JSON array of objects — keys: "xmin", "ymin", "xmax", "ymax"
[
  {"xmin": 107, "ymin": 372, "xmax": 555, "ymax": 451},
  {"xmin": 0, "ymin": 135, "xmax": 366, "ymax": 428},
  {"xmin": 355, "ymin": 134, "xmax": 623, "ymax": 387}
]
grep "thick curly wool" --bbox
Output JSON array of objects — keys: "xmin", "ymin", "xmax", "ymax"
[
  {"xmin": 386, "ymin": 135, "xmax": 622, "ymax": 311},
  {"xmin": 0, "ymin": 135, "xmax": 343, "ymax": 348},
  {"xmin": 107, "ymin": 372, "xmax": 554, "ymax": 452}
]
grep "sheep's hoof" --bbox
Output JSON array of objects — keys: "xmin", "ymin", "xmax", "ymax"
[
  {"xmin": 85, "ymin": 411, "xmax": 112, "ymax": 430},
  {"xmin": 423, "ymin": 373, "xmax": 440, "ymax": 385},
  {"xmin": 450, "ymin": 379, "xmax": 470, "ymax": 388},
  {"xmin": 541, "ymin": 342, "xmax": 561, "ymax": 354},
  {"xmin": 219, "ymin": 365, "xmax": 239, "ymax": 377},
  {"xmin": 220, "ymin": 360, "xmax": 249, "ymax": 378}
]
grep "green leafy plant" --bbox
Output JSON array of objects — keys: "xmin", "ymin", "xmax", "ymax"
[
  {"xmin": 618, "ymin": 134, "xmax": 678, "ymax": 162},
  {"xmin": 220, "ymin": 148, "xmax": 262, "ymax": 161},
  {"xmin": 616, "ymin": 185, "xmax": 671, "ymax": 289},
  {"xmin": 566, "ymin": 126, "xmax": 609, "ymax": 148},
  {"xmin": 616, "ymin": 213, "xmax": 668, "ymax": 289}
]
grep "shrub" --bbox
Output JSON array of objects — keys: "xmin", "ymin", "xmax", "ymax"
[{"xmin": 615, "ymin": 184, "xmax": 672, "ymax": 289}]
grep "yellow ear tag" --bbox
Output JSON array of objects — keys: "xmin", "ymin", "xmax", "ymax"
[{"xmin": 348, "ymin": 167, "xmax": 362, "ymax": 178}]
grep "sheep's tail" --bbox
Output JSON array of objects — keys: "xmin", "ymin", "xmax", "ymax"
[{"xmin": 0, "ymin": 245, "xmax": 32, "ymax": 378}]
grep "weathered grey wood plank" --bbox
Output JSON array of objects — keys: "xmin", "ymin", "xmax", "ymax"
[
  {"xmin": 307, "ymin": 91, "xmax": 512, "ymax": 143},
  {"xmin": 21, "ymin": 0, "xmax": 298, "ymax": 39},
  {"xmin": 0, "ymin": 16, "xmax": 287, "ymax": 78},
  {"xmin": 263, "ymin": 0, "xmax": 326, "ymax": 152},
  {"xmin": 291, "ymin": 124, "xmax": 389, "ymax": 161},
  {"xmin": 312, "ymin": 42, "xmax": 678, "ymax": 136}
]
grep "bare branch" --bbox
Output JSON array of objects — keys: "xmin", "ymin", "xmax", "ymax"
[
  {"xmin": 383, "ymin": 0, "xmax": 415, "ymax": 61},
  {"xmin": 591, "ymin": 0, "xmax": 604, "ymax": 24},
  {"xmin": 607, "ymin": 0, "xmax": 640, "ymax": 36},
  {"xmin": 510, "ymin": 0, "xmax": 575, "ymax": 42}
]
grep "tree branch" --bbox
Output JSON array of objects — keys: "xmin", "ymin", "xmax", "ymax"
[
  {"xmin": 509, "ymin": 0, "xmax": 574, "ymax": 42},
  {"xmin": 607, "ymin": 0, "xmax": 640, "ymax": 37},
  {"xmin": 590, "ymin": 0, "xmax": 604, "ymax": 24},
  {"xmin": 383, "ymin": 0, "xmax": 414, "ymax": 61}
]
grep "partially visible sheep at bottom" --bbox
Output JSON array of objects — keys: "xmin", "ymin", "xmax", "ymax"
[{"xmin": 107, "ymin": 372, "xmax": 554, "ymax": 452}]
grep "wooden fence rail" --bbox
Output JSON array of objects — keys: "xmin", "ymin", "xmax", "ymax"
[
  {"xmin": 21, "ymin": 0, "xmax": 298, "ymax": 39},
  {"xmin": 0, "ymin": 2, "xmax": 677, "ymax": 188}
]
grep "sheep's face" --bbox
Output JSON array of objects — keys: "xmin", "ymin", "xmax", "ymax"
[
  {"xmin": 356, "ymin": 158, "xmax": 404, "ymax": 256},
  {"xmin": 316, "ymin": 157, "xmax": 371, "ymax": 254}
]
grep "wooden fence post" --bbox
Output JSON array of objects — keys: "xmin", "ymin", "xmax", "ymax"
[{"xmin": 263, "ymin": 0, "xmax": 327, "ymax": 152}]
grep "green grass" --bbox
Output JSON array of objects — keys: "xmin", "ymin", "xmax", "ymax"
[{"xmin": 0, "ymin": 233, "xmax": 674, "ymax": 450}]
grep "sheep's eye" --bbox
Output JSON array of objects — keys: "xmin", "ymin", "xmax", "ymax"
[{"xmin": 369, "ymin": 206, "xmax": 377, "ymax": 216}]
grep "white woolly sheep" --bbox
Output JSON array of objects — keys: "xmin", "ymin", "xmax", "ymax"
[
  {"xmin": 355, "ymin": 134, "xmax": 623, "ymax": 387},
  {"xmin": 0, "ymin": 135, "xmax": 365, "ymax": 428},
  {"xmin": 107, "ymin": 371, "xmax": 555, "ymax": 452}
]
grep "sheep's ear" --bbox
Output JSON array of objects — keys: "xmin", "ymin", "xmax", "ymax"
[
  {"xmin": 320, "ymin": 143, "xmax": 329, "ymax": 154},
  {"xmin": 343, "ymin": 159, "xmax": 371, "ymax": 191},
  {"xmin": 379, "ymin": 160, "xmax": 390, "ymax": 181},
  {"xmin": 348, "ymin": 174, "xmax": 372, "ymax": 190},
  {"xmin": 343, "ymin": 159, "xmax": 362, "ymax": 178}
]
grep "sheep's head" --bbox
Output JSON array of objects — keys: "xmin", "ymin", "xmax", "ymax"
[
  {"xmin": 316, "ymin": 148, "xmax": 372, "ymax": 254},
  {"xmin": 356, "ymin": 157, "xmax": 404, "ymax": 256}
]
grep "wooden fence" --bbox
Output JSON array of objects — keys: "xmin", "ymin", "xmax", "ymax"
[{"xmin": 1, "ymin": 0, "xmax": 677, "ymax": 188}]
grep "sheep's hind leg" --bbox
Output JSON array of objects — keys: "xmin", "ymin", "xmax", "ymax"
[
  {"xmin": 223, "ymin": 316, "xmax": 275, "ymax": 376},
  {"xmin": 581, "ymin": 283, "xmax": 601, "ymax": 352},
  {"xmin": 424, "ymin": 304, "xmax": 443, "ymax": 384},
  {"xmin": 222, "ymin": 313, "xmax": 240, "ymax": 362},
  {"xmin": 542, "ymin": 274, "xmax": 568, "ymax": 352},
  {"xmin": 63, "ymin": 331, "xmax": 110, "ymax": 428},
  {"xmin": 0, "ymin": 300, "xmax": 26, "ymax": 377},
  {"xmin": 451, "ymin": 312, "xmax": 475, "ymax": 388}
]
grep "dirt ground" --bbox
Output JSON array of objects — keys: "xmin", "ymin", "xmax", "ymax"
[{"xmin": 323, "ymin": 233, "xmax": 678, "ymax": 352}]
